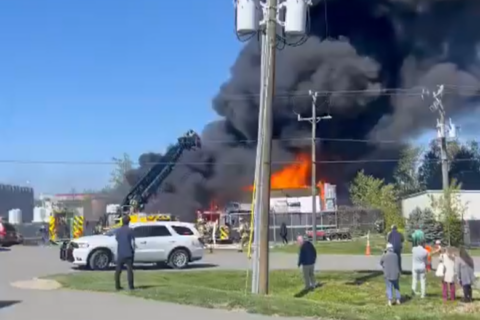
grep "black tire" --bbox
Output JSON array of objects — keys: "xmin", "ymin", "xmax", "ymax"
[
  {"xmin": 168, "ymin": 248, "xmax": 190, "ymax": 269},
  {"xmin": 2, "ymin": 243, "xmax": 13, "ymax": 248},
  {"xmin": 88, "ymin": 249, "xmax": 112, "ymax": 271}
]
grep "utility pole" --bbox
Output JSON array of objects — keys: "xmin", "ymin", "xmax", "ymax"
[
  {"xmin": 234, "ymin": 0, "xmax": 312, "ymax": 295},
  {"xmin": 256, "ymin": 0, "xmax": 278, "ymax": 295},
  {"xmin": 423, "ymin": 84, "xmax": 453, "ymax": 244},
  {"xmin": 296, "ymin": 91, "xmax": 332, "ymax": 243},
  {"xmin": 424, "ymin": 85, "xmax": 449, "ymax": 191},
  {"xmin": 250, "ymin": 35, "xmax": 268, "ymax": 295}
]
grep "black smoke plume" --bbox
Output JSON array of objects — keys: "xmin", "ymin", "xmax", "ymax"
[{"xmin": 126, "ymin": 0, "xmax": 480, "ymax": 221}]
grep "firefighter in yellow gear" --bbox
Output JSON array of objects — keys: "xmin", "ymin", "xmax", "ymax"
[{"xmin": 238, "ymin": 217, "xmax": 249, "ymax": 252}]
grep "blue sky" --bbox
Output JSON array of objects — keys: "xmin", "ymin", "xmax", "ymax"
[
  {"xmin": 0, "ymin": 1, "xmax": 476, "ymax": 196},
  {"xmin": 0, "ymin": 0, "xmax": 241, "ymax": 194}
]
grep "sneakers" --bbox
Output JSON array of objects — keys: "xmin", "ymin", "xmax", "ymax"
[
  {"xmin": 387, "ymin": 300, "xmax": 392, "ymax": 306},
  {"xmin": 396, "ymin": 299, "xmax": 401, "ymax": 305}
]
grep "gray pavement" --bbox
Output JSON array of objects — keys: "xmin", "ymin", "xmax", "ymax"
[{"xmin": 1, "ymin": 246, "xmax": 479, "ymax": 320}]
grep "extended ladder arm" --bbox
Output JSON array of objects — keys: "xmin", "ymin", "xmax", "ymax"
[{"xmin": 120, "ymin": 130, "xmax": 201, "ymax": 215}]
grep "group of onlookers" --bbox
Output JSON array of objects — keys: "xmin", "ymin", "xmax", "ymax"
[
  {"xmin": 295, "ymin": 225, "xmax": 476, "ymax": 306},
  {"xmin": 381, "ymin": 225, "xmax": 476, "ymax": 306}
]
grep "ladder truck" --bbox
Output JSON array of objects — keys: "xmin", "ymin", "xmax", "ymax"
[{"xmin": 104, "ymin": 130, "xmax": 201, "ymax": 228}]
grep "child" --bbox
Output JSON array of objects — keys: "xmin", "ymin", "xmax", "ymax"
[
  {"xmin": 456, "ymin": 247, "xmax": 475, "ymax": 303},
  {"xmin": 439, "ymin": 247, "xmax": 456, "ymax": 301},
  {"xmin": 380, "ymin": 243, "xmax": 401, "ymax": 306}
]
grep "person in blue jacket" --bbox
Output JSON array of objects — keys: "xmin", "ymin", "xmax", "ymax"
[{"xmin": 297, "ymin": 235, "xmax": 317, "ymax": 290}]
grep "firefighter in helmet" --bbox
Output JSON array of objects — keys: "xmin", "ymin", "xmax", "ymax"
[{"xmin": 238, "ymin": 217, "xmax": 249, "ymax": 252}]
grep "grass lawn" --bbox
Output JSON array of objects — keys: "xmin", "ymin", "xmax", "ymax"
[
  {"xmin": 274, "ymin": 235, "xmax": 480, "ymax": 256},
  {"xmin": 274, "ymin": 234, "xmax": 412, "ymax": 255},
  {"xmin": 51, "ymin": 270, "xmax": 479, "ymax": 320}
]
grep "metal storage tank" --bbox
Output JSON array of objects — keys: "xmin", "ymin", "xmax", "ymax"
[
  {"xmin": 91, "ymin": 198, "xmax": 107, "ymax": 221},
  {"xmin": 8, "ymin": 209, "xmax": 22, "ymax": 224}
]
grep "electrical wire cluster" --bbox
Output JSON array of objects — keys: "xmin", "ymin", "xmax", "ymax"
[
  {"xmin": 216, "ymin": 85, "xmax": 480, "ymax": 101},
  {"xmin": 1, "ymin": 157, "xmax": 479, "ymax": 167}
]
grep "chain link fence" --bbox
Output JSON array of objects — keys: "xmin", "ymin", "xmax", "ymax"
[{"xmin": 268, "ymin": 206, "xmax": 381, "ymax": 243}]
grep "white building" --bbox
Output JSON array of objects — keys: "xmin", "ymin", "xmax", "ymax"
[{"xmin": 401, "ymin": 190, "xmax": 480, "ymax": 220}]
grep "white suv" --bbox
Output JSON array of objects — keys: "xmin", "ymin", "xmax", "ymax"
[{"xmin": 60, "ymin": 221, "xmax": 204, "ymax": 270}]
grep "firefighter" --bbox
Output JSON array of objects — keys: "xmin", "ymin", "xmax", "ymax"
[
  {"xmin": 196, "ymin": 217, "xmax": 207, "ymax": 244},
  {"xmin": 238, "ymin": 217, "xmax": 249, "ymax": 252}
]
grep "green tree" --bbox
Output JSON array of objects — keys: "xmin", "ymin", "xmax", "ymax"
[
  {"xmin": 349, "ymin": 170, "xmax": 404, "ymax": 229},
  {"xmin": 108, "ymin": 153, "xmax": 133, "ymax": 190},
  {"xmin": 429, "ymin": 179, "xmax": 467, "ymax": 246},
  {"xmin": 418, "ymin": 140, "xmax": 480, "ymax": 190},
  {"xmin": 394, "ymin": 145, "xmax": 425, "ymax": 197},
  {"xmin": 406, "ymin": 207, "xmax": 443, "ymax": 244}
]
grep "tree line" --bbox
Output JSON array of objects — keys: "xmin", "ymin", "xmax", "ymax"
[{"xmin": 349, "ymin": 139, "xmax": 479, "ymax": 246}]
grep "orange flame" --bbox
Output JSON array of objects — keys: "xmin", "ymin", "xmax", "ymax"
[{"xmin": 248, "ymin": 153, "xmax": 325, "ymax": 201}]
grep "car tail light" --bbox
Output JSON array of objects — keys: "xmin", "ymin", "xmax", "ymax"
[{"xmin": 0, "ymin": 224, "xmax": 5, "ymax": 238}]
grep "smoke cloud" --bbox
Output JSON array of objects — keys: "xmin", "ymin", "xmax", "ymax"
[{"xmin": 126, "ymin": 0, "xmax": 480, "ymax": 221}]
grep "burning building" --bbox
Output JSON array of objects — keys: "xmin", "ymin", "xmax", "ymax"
[{"xmin": 126, "ymin": 0, "xmax": 480, "ymax": 221}]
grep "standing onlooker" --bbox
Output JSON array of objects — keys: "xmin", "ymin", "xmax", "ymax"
[
  {"xmin": 380, "ymin": 243, "xmax": 401, "ymax": 306},
  {"xmin": 297, "ymin": 235, "xmax": 317, "ymax": 291},
  {"xmin": 387, "ymin": 225, "xmax": 404, "ymax": 272},
  {"xmin": 280, "ymin": 222, "xmax": 288, "ymax": 245},
  {"xmin": 114, "ymin": 215, "xmax": 135, "ymax": 291},
  {"xmin": 411, "ymin": 240, "xmax": 429, "ymax": 298},
  {"xmin": 456, "ymin": 247, "xmax": 475, "ymax": 303},
  {"xmin": 438, "ymin": 247, "xmax": 456, "ymax": 301}
]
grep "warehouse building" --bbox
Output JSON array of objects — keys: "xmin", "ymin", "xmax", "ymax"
[
  {"xmin": 402, "ymin": 190, "xmax": 480, "ymax": 246},
  {"xmin": 0, "ymin": 184, "xmax": 34, "ymax": 223},
  {"xmin": 401, "ymin": 190, "xmax": 480, "ymax": 220}
]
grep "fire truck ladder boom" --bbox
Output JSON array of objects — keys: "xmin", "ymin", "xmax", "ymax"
[{"xmin": 121, "ymin": 130, "xmax": 201, "ymax": 214}]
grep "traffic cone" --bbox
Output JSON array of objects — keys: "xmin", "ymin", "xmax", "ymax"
[{"xmin": 365, "ymin": 232, "xmax": 371, "ymax": 256}]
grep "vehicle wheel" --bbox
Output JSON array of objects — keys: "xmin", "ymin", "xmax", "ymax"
[
  {"xmin": 2, "ymin": 244, "xmax": 13, "ymax": 248},
  {"xmin": 341, "ymin": 233, "xmax": 349, "ymax": 240},
  {"xmin": 168, "ymin": 249, "xmax": 190, "ymax": 269},
  {"xmin": 330, "ymin": 234, "xmax": 338, "ymax": 241},
  {"xmin": 88, "ymin": 249, "xmax": 112, "ymax": 271}
]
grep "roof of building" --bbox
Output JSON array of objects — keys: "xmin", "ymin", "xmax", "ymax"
[{"xmin": 402, "ymin": 189, "xmax": 480, "ymax": 200}]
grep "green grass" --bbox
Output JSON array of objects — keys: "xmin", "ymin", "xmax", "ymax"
[
  {"xmin": 50, "ymin": 270, "xmax": 479, "ymax": 320},
  {"xmin": 274, "ymin": 235, "xmax": 480, "ymax": 256},
  {"xmin": 274, "ymin": 234, "xmax": 412, "ymax": 255}
]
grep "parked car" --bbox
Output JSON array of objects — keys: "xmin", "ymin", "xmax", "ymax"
[
  {"xmin": 60, "ymin": 221, "xmax": 205, "ymax": 270},
  {"xmin": 0, "ymin": 221, "xmax": 20, "ymax": 247}
]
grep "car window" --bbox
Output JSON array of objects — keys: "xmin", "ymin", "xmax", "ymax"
[
  {"xmin": 2, "ymin": 223, "xmax": 16, "ymax": 232},
  {"xmin": 171, "ymin": 225, "xmax": 194, "ymax": 236},
  {"xmin": 150, "ymin": 226, "xmax": 171, "ymax": 237},
  {"xmin": 133, "ymin": 226, "xmax": 152, "ymax": 238}
]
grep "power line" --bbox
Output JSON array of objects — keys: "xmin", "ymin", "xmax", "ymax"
[
  {"xmin": 0, "ymin": 158, "xmax": 478, "ymax": 166},
  {"xmin": 215, "ymin": 86, "xmax": 480, "ymax": 101}
]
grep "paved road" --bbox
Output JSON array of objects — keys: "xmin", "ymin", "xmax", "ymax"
[{"xmin": 2, "ymin": 246, "xmax": 479, "ymax": 320}]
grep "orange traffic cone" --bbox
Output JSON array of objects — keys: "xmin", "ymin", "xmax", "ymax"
[{"xmin": 365, "ymin": 232, "xmax": 371, "ymax": 256}]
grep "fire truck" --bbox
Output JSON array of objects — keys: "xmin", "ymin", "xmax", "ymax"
[{"xmin": 102, "ymin": 130, "xmax": 201, "ymax": 229}]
